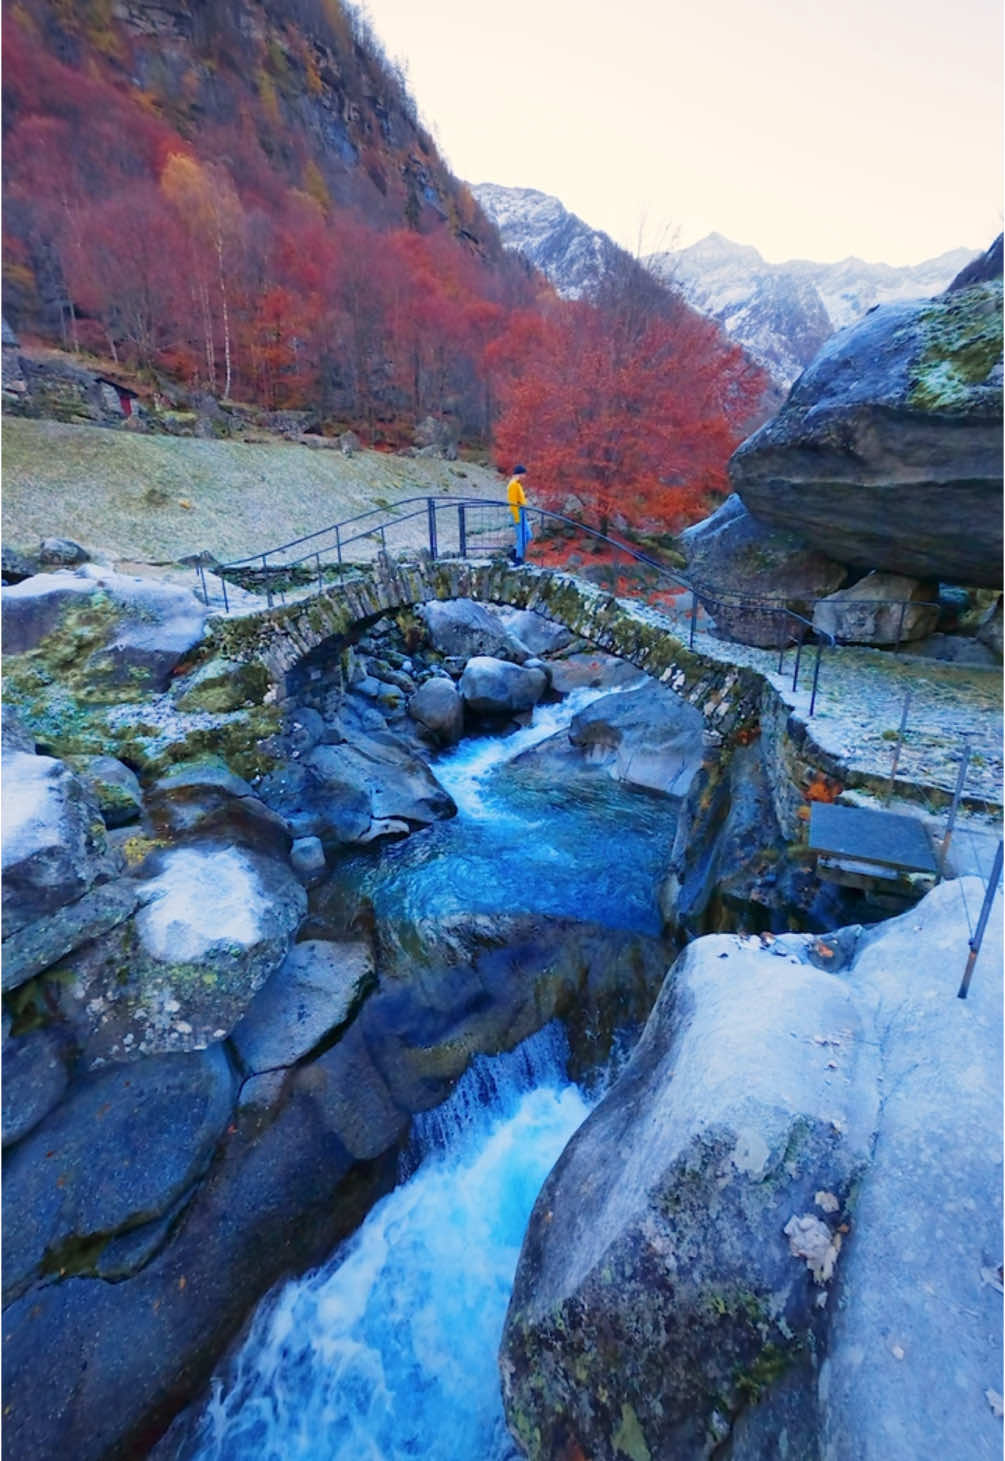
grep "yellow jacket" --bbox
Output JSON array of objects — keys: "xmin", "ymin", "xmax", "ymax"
[{"xmin": 507, "ymin": 475, "xmax": 527, "ymax": 522}]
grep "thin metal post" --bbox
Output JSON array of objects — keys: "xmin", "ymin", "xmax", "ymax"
[
  {"xmin": 883, "ymin": 687, "xmax": 913, "ymax": 805},
  {"xmin": 958, "ymin": 840, "xmax": 1003, "ymax": 998},
  {"xmin": 197, "ymin": 559, "xmax": 208, "ymax": 605},
  {"xmin": 808, "ymin": 638, "xmax": 824, "ymax": 717},
  {"xmin": 894, "ymin": 600, "xmax": 907, "ymax": 654},
  {"xmin": 791, "ymin": 625, "xmax": 805, "ymax": 692},
  {"xmin": 315, "ymin": 552, "xmax": 323, "ymax": 595},
  {"xmin": 427, "ymin": 497, "xmax": 438, "ymax": 559},
  {"xmin": 263, "ymin": 553, "xmax": 272, "ymax": 608},
  {"xmin": 776, "ymin": 622, "xmax": 786, "ymax": 674},
  {"xmin": 336, "ymin": 525, "xmax": 343, "ymax": 566},
  {"xmin": 937, "ymin": 740, "xmax": 972, "ymax": 880},
  {"xmin": 689, "ymin": 595, "xmax": 697, "ymax": 648},
  {"xmin": 457, "ymin": 503, "xmax": 467, "ymax": 557}
]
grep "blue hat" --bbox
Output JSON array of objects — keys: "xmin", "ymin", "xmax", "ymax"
[{"xmin": 513, "ymin": 464, "xmax": 527, "ymax": 474}]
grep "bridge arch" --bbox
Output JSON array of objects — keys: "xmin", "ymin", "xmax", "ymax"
[{"xmin": 207, "ymin": 558, "xmax": 765, "ymax": 740}]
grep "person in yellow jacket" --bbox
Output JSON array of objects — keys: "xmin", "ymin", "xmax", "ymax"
[{"xmin": 506, "ymin": 464, "xmax": 532, "ymax": 563}]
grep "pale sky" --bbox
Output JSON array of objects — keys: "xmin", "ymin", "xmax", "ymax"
[{"xmin": 363, "ymin": 0, "xmax": 1002, "ymax": 265}]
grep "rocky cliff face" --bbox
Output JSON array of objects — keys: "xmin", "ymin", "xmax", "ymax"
[{"xmin": 472, "ymin": 184, "xmax": 630, "ymax": 300}]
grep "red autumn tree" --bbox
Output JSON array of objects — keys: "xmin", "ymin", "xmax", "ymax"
[{"xmin": 490, "ymin": 263, "xmax": 769, "ymax": 537}]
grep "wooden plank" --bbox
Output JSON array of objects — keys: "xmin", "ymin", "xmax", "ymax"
[{"xmin": 808, "ymin": 802, "xmax": 937, "ymax": 874}]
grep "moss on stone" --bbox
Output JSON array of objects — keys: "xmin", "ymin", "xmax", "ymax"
[{"xmin": 908, "ymin": 280, "xmax": 1003, "ymax": 413}]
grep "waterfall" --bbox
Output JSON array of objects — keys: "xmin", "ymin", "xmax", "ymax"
[{"xmin": 178, "ymin": 1026, "xmax": 593, "ymax": 1461}]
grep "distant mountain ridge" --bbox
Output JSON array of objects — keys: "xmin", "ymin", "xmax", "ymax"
[
  {"xmin": 648, "ymin": 233, "xmax": 979, "ymax": 385},
  {"xmin": 473, "ymin": 185, "xmax": 977, "ymax": 387}
]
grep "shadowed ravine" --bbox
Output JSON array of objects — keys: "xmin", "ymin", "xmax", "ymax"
[{"xmin": 162, "ymin": 685, "xmax": 675, "ymax": 1459}]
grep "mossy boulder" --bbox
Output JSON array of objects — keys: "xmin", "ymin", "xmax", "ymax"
[
  {"xmin": 729, "ymin": 278, "xmax": 1003, "ymax": 587},
  {"xmin": 47, "ymin": 844, "xmax": 307, "ymax": 1064},
  {"xmin": 173, "ymin": 656, "xmax": 270, "ymax": 713}
]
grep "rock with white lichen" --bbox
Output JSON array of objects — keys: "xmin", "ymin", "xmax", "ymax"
[{"xmin": 500, "ymin": 878, "xmax": 1003, "ymax": 1461}]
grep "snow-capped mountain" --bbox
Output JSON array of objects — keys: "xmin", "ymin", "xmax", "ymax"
[
  {"xmin": 473, "ymin": 184, "xmax": 978, "ymax": 388},
  {"xmin": 647, "ymin": 233, "xmax": 978, "ymax": 386},
  {"xmin": 472, "ymin": 183, "xmax": 631, "ymax": 300}
]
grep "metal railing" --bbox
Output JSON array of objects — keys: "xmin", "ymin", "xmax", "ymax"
[{"xmin": 193, "ymin": 496, "xmax": 956, "ymax": 719}]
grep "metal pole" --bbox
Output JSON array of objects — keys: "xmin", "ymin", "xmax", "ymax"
[
  {"xmin": 791, "ymin": 625, "xmax": 805, "ymax": 692},
  {"xmin": 197, "ymin": 559, "xmax": 208, "ymax": 604},
  {"xmin": 937, "ymin": 740, "xmax": 972, "ymax": 881},
  {"xmin": 316, "ymin": 552, "xmax": 323, "ymax": 595},
  {"xmin": 894, "ymin": 600, "xmax": 907, "ymax": 654},
  {"xmin": 458, "ymin": 503, "xmax": 467, "ymax": 557},
  {"xmin": 776, "ymin": 620, "xmax": 786, "ymax": 674},
  {"xmin": 808, "ymin": 638, "xmax": 824, "ymax": 717},
  {"xmin": 336, "ymin": 525, "xmax": 343, "ymax": 566},
  {"xmin": 689, "ymin": 594, "xmax": 697, "ymax": 648},
  {"xmin": 883, "ymin": 687, "xmax": 913, "ymax": 805},
  {"xmin": 427, "ymin": 497, "xmax": 438, "ymax": 559},
  {"xmin": 221, "ymin": 571, "xmax": 229, "ymax": 614},
  {"xmin": 263, "ymin": 553, "xmax": 272, "ymax": 608},
  {"xmin": 958, "ymin": 840, "xmax": 1003, "ymax": 998}
]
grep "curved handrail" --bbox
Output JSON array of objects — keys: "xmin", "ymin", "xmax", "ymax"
[{"xmin": 196, "ymin": 495, "xmax": 948, "ymax": 717}]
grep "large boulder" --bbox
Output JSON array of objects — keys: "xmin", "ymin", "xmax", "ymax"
[
  {"xmin": 2, "ymin": 751, "xmax": 111, "ymax": 937},
  {"xmin": 813, "ymin": 571, "xmax": 940, "ymax": 645},
  {"xmin": 3, "ymin": 1045, "xmax": 235, "ymax": 1305},
  {"xmin": 48, "ymin": 845, "xmax": 307, "ymax": 1063},
  {"xmin": 146, "ymin": 759, "xmax": 290, "ymax": 856},
  {"xmin": 2, "ymin": 1025, "xmax": 69, "ymax": 1148},
  {"xmin": 303, "ymin": 734, "xmax": 456, "ymax": 841},
  {"xmin": 680, "ymin": 494, "xmax": 847, "ymax": 647},
  {"xmin": 408, "ymin": 675, "xmax": 464, "ymax": 745},
  {"xmin": 729, "ymin": 279, "xmax": 1003, "ymax": 587},
  {"xmin": 418, "ymin": 598, "xmax": 530, "ymax": 662},
  {"xmin": 500, "ymin": 879, "xmax": 1002, "ymax": 1461},
  {"xmin": 567, "ymin": 682, "xmax": 706, "ymax": 797},
  {"xmin": 2, "ymin": 565, "xmax": 207, "ymax": 693},
  {"xmin": 459, "ymin": 656, "xmax": 548, "ymax": 717},
  {"xmin": 493, "ymin": 606, "xmax": 574, "ymax": 656}
]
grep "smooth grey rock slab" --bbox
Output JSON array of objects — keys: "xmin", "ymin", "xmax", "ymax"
[
  {"xmin": 230, "ymin": 939, "xmax": 374, "ymax": 1073},
  {"xmin": 2, "ymin": 1044, "xmax": 235, "ymax": 1304},
  {"xmin": 493, "ymin": 605, "xmax": 573, "ymax": 655},
  {"xmin": 567, "ymin": 681, "xmax": 705, "ymax": 796},
  {"xmin": 2, "ymin": 879, "xmax": 139, "ymax": 990},
  {"xmin": 290, "ymin": 835, "xmax": 326, "ymax": 884},
  {"xmin": 2, "ymin": 752, "xmax": 108, "ymax": 936},
  {"xmin": 2, "ymin": 1027, "xmax": 69, "ymax": 1148}
]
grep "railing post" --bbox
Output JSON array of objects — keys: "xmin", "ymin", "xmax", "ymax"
[
  {"xmin": 220, "ymin": 572, "xmax": 229, "ymax": 613},
  {"xmin": 196, "ymin": 559, "xmax": 208, "ymax": 605},
  {"xmin": 263, "ymin": 553, "xmax": 272, "ymax": 608},
  {"xmin": 336, "ymin": 525, "xmax": 343, "ymax": 566},
  {"xmin": 457, "ymin": 503, "xmax": 467, "ymax": 558},
  {"xmin": 808, "ymin": 638, "xmax": 824, "ymax": 717},
  {"xmin": 883, "ymin": 687, "xmax": 914, "ymax": 805},
  {"xmin": 958, "ymin": 840, "xmax": 1004, "ymax": 998},
  {"xmin": 689, "ymin": 594, "xmax": 697, "ymax": 648},
  {"xmin": 937, "ymin": 740, "xmax": 972, "ymax": 880},
  {"xmin": 315, "ymin": 552, "xmax": 323, "ymax": 596},
  {"xmin": 893, "ymin": 599, "xmax": 908, "ymax": 654},
  {"xmin": 427, "ymin": 498, "xmax": 438, "ymax": 559},
  {"xmin": 791, "ymin": 625, "xmax": 805, "ymax": 692}
]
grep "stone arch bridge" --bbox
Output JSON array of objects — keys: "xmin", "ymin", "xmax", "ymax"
[{"xmin": 206, "ymin": 557, "xmax": 766, "ymax": 742}]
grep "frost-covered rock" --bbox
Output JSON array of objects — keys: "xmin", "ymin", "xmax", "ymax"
[
  {"xmin": 3, "ymin": 565, "xmax": 207, "ymax": 692},
  {"xmin": 729, "ymin": 281, "xmax": 1003, "ymax": 586},
  {"xmin": 48, "ymin": 845, "xmax": 307, "ymax": 1063},
  {"xmin": 2, "ymin": 751, "xmax": 110, "ymax": 936},
  {"xmin": 501, "ymin": 879, "xmax": 1003, "ymax": 1461}
]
